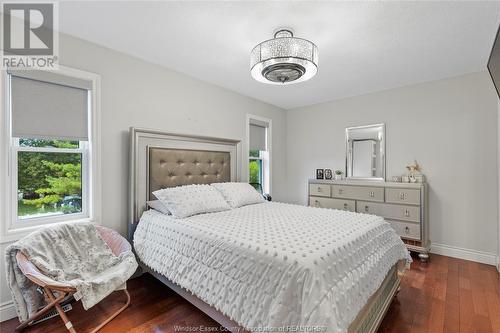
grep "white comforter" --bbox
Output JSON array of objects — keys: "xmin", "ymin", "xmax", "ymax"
[{"xmin": 134, "ymin": 202, "xmax": 410, "ymax": 333}]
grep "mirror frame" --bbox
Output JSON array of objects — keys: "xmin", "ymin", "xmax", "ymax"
[{"xmin": 345, "ymin": 123, "xmax": 386, "ymax": 181}]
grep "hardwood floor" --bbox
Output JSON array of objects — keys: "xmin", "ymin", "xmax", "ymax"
[{"xmin": 1, "ymin": 254, "xmax": 499, "ymax": 333}]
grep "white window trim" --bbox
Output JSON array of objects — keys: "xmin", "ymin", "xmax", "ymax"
[
  {"xmin": 245, "ymin": 114, "xmax": 272, "ymax": 195},
  {"xmin": 0, "ymin": 66, "xmax": 101, "ymax": 243}
]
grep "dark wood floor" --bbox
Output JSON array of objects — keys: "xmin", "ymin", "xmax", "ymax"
[{"xmin": 1, "ymin": 254, "xmax": 499, "ymax": 333}]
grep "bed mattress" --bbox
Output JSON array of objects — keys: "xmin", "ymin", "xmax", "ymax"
[{"xmin": 134, "ymin": 202, "xmax": 410, "ymax": 333}]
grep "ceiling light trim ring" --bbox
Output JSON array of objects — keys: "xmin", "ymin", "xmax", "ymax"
[
  {"xmin": 251, "ymin": 57, "xmax": 318, "ymax": 85},
  {"xmin": 250, "ymin": 56, "xmax": 319, "ymax": 72}
]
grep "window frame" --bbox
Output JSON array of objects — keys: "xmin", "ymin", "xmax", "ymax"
[
  {"xmin": 249, "ymin": 151, "xmax": 264, "ymax": 187},
  {"xmin": 1, "ymin": 66, "xmax": 101, "ymax": 243},
  {"xmin": 11, "ymin": 138, "xmax": 89, "ymax": 228},
  {"xmin": 246, "ymin": 114, "xmax": 271, "ymax": 195}
]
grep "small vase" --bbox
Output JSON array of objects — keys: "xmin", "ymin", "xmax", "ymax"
[{"xmin": 334, "ymin": 174, "xmax": 342, "ymax": 180}]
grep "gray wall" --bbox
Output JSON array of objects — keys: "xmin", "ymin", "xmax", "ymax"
[
  {"xmin": 286, "ymin": 71, "xmax": 499, "ymax": 256},
  {"xmin": 0, "ymin": 33, "xmax": 287, "ymax": 320},
  {"xmin": 497, "ymin": 98, "xmax": 500, "ymax": 271},
  {"xmin": 59, "ymin": 34, "xmax": 288, "ymax": 235}
]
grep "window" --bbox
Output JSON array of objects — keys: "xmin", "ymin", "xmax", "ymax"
[
  {"xmin": 14, "ymin": 138, "xmax": 86, "ymax": 222},
  {"xmin": 249, "ymin": 149, "xmax": 264, "ymax": 191},
  {"xmin": 247, "ymin": 116, "xmax": 271, "ymax": 194},
  {"xmin": 1, "ymin": 67, "xmax": 101, "ymax": 239}
]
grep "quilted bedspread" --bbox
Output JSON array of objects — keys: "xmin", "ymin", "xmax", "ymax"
[{"xmin": 134, "ymin": 202, "xmax": 411, "ymax": 333}]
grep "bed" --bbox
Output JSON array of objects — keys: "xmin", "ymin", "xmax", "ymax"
[{"xmin": 129, "ymin": 127, "xmax": 410, "ymax": 333}]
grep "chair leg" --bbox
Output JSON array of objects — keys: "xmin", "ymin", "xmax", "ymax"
[
  {"xmin": 88, "ymin": 289, "xmax": 131, "ymax": 333},
  {"xmin": 16, "ymin": 288, "xmax": 130, "ymax": 333},
  {"xmin": 43, "ymin": 287, "xmax": 77, "ymax": 333},
  {"xmin": 15, "ymin": 292, "xmax": 68, "ymax": 331}
]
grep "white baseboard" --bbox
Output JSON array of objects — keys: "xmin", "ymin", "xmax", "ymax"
[
  {"xmin": 0, "ymin": 300, "xmax": 17, "ymax": 322},
  {"xmin": 431, "ymin": 243, "xmax": 497, "ymax": 266}
]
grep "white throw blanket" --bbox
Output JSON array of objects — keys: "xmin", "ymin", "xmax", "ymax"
[
  {"xmin": 135, "ymin": 203, "xmax": 411, "ymax": 333},
  {"xmin": 5, "ymin": 222, "xmax": 138, "ymax": 322}
]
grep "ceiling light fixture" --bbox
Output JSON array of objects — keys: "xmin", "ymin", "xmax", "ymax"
[{"xmin": 250, "ymin": 29, "xmax": 318, "ymax": 85}]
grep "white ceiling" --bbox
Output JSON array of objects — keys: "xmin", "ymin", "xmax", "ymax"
[{"xmin": 58, "ymin": 1, "xmax": 500, "ymax": 109}]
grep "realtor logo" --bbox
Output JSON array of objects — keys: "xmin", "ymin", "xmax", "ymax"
[{"xmin": 1, "ymin": 2, "xmax": 59, "ymax": 69}]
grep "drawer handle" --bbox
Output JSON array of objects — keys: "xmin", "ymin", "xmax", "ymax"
[
  {"xmin": 404, "ymin": 209, "xmax": 410, "ymax": 217},
  {"xmin": 338, "ymin": 189, "xmax": 343, "ymax": 194},
  {"xmin": 405, "ymin": 226, "xmax": 410, "ymax": 234},
  {"xmin": 364, "ymin": 205, "xmax": 369, "ymax": 212},
  {"xmin": 317, "ymin": 187, "xmax": 322, "ymax": 192},
  {"xmin": 343, "ymin": 203, "xmax": 348, "ymax": 209},
  {"xmin": 314, "ymin": 200, "xmax": 320, "ymax": 207},
  {"xmin": 399, "ymin": 192, "xmax": 406, "ymax": 200},
  {"xmin": 369, "ymin": 191, "xmax": 374, "ymax": 197}
]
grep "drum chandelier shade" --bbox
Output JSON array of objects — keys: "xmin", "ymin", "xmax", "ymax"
[{"xmin": 250, "ymin": 29, "xmax": 318, "ymax": 85}]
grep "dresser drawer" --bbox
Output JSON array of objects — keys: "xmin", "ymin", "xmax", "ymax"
[
  {"xmin": 331, "ymin": 185, "xmax": 384, "ymax": 202},
  {"xmin": 309, "ymin": 197, "xmax": 356, "ymax": 212},
  {"xmin": 385, "ymin": 188, "xmax": 421, "ymax": 205},
  {"xmin": 388, "ymin": 220, "xmax": 421, "ymax": 240},
  {"xmin": 309, "ymin": 184, "xmax": 331, "ymax": 197},
  {"xmin": 357, "ymin": 201, "xmax": 420, "ymax": 222}
]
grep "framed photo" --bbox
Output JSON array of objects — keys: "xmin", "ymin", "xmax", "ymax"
[
  {"xmin": 316, "ymin": 169, "xmax": 324, "ymax": 179},
  {"xmin": 324, "ymin": 169, "xmax": 333, "ymax": 180}
]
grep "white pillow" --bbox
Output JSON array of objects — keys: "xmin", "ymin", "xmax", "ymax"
[
  {"xmin": 152, "ymin": 184, "xmax": 231, "ymax": 218},
  {"xmin": 146, "ymin": 200, "xmax": 171, "ymax": 215},
  {"xmin": 211, "ymin": 182, "xmax": 265, "ymax": 208}
]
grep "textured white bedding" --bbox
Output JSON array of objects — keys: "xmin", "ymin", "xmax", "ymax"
[{"xmin": 134, "ymin": 202, "xmax": 410, "ymax": 333}]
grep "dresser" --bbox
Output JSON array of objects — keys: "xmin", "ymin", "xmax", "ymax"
[{"xmin": 308, "ymin": 179, "xmax": 430, "ymax": 261}]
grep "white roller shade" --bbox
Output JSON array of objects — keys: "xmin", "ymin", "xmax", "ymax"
[
  {"xmin": 10, "ymin": 71, "xmax": 90, "ymax": 140},
  {"xmin": 250, "ymin": 124, "xmax": 266, "ymax": 151}
]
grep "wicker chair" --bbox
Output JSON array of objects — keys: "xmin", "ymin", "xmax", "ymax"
[{"xmin": 15, "ymin": 225, "xmax": 132, "ymax": 333}]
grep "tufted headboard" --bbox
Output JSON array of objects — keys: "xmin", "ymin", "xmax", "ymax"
[
  {"xmin": 129, "ymin": 127, "xmax": 241, "ymax": 240},
  {"xmin": 148, "ymin": 147, "xmax": 231, "ymax": 200}
]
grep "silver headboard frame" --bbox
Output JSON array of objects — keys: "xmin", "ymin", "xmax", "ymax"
[{"xmin": 129, "ymin": 127, "xmax": 241, "ymax": 240}]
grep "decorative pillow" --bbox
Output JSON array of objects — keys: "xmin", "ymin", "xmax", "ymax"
[
  {"xmin": 152, "ymin": 184, "xmax": 231, "ymax": 218},
  {"xmin": 146, "ymin": 200, "xmax": 171, "ymax": 215},
  {"xmin": 211, "ymin": 182, "xmax": 265, "ymax": 208}
]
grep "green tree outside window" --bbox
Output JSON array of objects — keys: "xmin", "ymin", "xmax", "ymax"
[{"xmin": 17, "ymin": 139, "xmax": 83, "ymax": 217}]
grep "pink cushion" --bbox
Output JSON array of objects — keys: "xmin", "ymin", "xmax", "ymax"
[
  {"xmin": 95, "ymin": 225, "xmax": 131, "ymax": 256},
  {"xmin": 16, "ymin": 252, "xmax": 43, "ymax": 277},
  {"xmin": 16, "ymin": 252, "xmax": 70, "ymax": 288}
]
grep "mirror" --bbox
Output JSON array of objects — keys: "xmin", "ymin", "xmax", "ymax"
[{"xmin": 345, "ymin": 124, "xmax": 385, "ymax": 180}]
